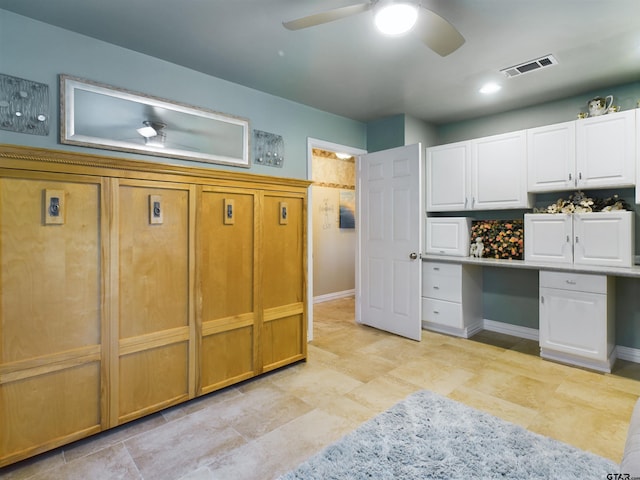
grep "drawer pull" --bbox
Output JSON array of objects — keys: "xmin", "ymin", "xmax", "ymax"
[
  {"xmin": 565, "ymin": 280, "xmax": 576, "ymax": 285},
  {"xmin": 433, "ymin": 310, "xmax": 439, "ymax": 314},
  {"xmin": 433, "ymin": 267, "xmax": 440, "ymax": 271},
  {"xmin": 433, "ymin": 286, "xmax": 440, "ymax": 290}
]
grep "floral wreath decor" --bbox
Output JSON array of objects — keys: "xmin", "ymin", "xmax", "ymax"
[{"xmin": 532, "ymin": 191, "xmax": 632, "ymax": 214}]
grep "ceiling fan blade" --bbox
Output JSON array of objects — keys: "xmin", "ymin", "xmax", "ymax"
[
  {"xmin": 283, "ymin": 3, "xmax": 372, "ymax": 30},
  {"xmin": 416, "ymin": 8, "xmax": 465, "ymax": 56}
]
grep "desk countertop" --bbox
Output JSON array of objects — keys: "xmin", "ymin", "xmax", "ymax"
[{"xmin": 421, "ymin": 254, "xmax": 640, "ymax": 279}]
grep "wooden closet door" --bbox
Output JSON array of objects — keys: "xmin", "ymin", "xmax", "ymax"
[
  {"xmin": 0, "ymin": 173, "xmax": 106, "ymax": 467},
  {"xmin": 260, "ymin": 192, "xmax": 306, "ymax": 372},
  {"xmin": 197, "ymin": 187, "xmax": 257, "ymax": 394},
  {"xmin": 112, "ymin": 180, "xmax": 194, "ymax": 425}
]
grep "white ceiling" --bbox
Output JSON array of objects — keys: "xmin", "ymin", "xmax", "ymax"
[{"xmin": 2, "ymin": 0, "xmax": 639, "ymax": 124}]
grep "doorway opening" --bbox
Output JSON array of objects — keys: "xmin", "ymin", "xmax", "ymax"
[{"xmin": 306, "ymin": 138, "xmax": 366, "ymax": 341}]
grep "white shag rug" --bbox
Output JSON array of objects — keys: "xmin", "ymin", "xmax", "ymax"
[{"xmin": 279, "ymin": 390, "xmax": 619, "ymax": 480}]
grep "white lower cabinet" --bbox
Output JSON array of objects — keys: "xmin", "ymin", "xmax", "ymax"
[
  {"xmin": 539, "ymin": 271, "xmax": 615, "ymax": 372},
  {"xmin": 524, "ymin": 212, "xmax": 634, "ymax": 268},
  {"xmin": 421, "ymin": 261, "xmax": 482, "ymax": 338}
]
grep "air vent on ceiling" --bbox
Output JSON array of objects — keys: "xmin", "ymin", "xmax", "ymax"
[{"xmin": 500, "ymin": 54, "xmax": 558, "ymax": 78}]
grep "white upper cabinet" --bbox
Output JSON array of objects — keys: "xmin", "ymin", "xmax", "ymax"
[
  {"xmin": 471, "ymin": 130, "xmax": 532, "ymax": 210},
  {"xmin": 426, "ymin": 131, "xmax": 531, "ymax": 212},
  {"xmin": 575, "ymin": 109, "xmax": 636, "ymax": 189},
  {"xmin": 527, "ymin": 121, "xmax": 576, "ymax": 192},
  {"xmin": 425, "ymin": 141, "xmax": 470, "ymax": 211}
]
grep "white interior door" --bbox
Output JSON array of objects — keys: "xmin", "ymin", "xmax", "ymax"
[{"xmin": 356, "ymin": 144, "xmax": 423, "ymax": 341}]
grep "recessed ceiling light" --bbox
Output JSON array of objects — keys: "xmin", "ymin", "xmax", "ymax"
[
  {"xmin": 479, "ymin": 82, "xmax": 502, "ymax": 94},
  {"xmin": 374, "ymin": 3, "xmax": 418, "ymax": 36}
]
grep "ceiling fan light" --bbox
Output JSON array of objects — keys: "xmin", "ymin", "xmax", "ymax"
[
  {"xmin": 144, "ymin": 131, "xmax": 166, "ymax": 148},
  {"xmin": 374, "ymin": 3, "xmax": 418, "ymax": 36},
  {"xmin": 137, "ymin": 125, "xmax": 157, "ymax": 138}
]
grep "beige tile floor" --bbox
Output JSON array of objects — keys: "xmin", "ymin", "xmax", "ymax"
[{"xmin": 2, "ymin": 296, "xmax": 640, "ymax": 479}]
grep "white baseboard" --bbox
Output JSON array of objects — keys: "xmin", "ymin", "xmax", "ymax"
[
  {"xmin": 482, "ymin": 320, "xmax": 640, "ymax": 365},
  {"xmin": 482, "ymin": 319, "xmax": 539, "ymax": 341},
  {"xmin": 313, "ymin": 289, "xmax": 355, "ymax": 304},
  {"xmin": 616, "ymin": 345, "xmax": 640, "ymax": 363}
]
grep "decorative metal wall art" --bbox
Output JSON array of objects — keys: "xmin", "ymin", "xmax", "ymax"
[
  {"xmin": 0, "ymin": 73, "xmax": 49, "ymax": 136},
  {"xmin": 253, "ymin": 129, "xmax": 284, "ymax": 168}
]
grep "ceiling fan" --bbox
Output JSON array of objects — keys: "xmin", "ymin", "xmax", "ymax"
[{"xmin": 282, "ymin": 0, "xmax": 465, "ymax": 57}]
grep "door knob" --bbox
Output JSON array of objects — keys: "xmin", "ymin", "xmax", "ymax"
[{"xmin": 409, "ymin": 252, "xmax": 418, "ymax": 260}]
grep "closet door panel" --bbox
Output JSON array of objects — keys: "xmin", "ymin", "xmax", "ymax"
[
  {"xmin": 261, "ymin": 194, "xmax": 306, "ymax": 371},
  {"xmin": 0, "ymin": 174, "xmax": 104, "ymax": 466},
  {"xmin": 115, "ymin": 182, "xmax": 192, "ymax": 424},
  {"xmin": 198, "ymin": 188, "xmax": 256, "ymax": 394}
]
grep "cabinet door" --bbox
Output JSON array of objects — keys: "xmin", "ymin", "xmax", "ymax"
[
  {"xmin": 471, "ymin": 130, "xmax": 531, "ymax": 210},
  {"xmin": 576, "ymin": 109, "xmax": 636, "ymax": 189},
  {"xmin": 0, "ymin": 174, "xmax": 106, "ymax": 467},
  {"xmin": 112, "ymin": 181, "xmax": 193, "ymax": 426},
  {"xmin": 425, "ymin": 217, "xmax": 470, "ymax": 256},
  {"xmin": 425, "ymin": 141, "xmax": 470, "ymax": 211},
  {"xmin": 524, "ymin": 214, "xmax": 573, "ymax": 264},
  {"xmin": 573, "ymin": 212, "xmax": 633, "ymax": 268},
  {"xmin": 197, "ymin": 187, "xmax": 257, "ymax": 394},
  {"xmin": 527, "ymin": 121, "xmax": 576, "ymax": 192},
  {"xmin": 261, "ymin": 193, "xmax": 306, "ymax": 372},
  {"xmin": 539, "ymin": 287, "xmax": 607, "ymax": 361}
]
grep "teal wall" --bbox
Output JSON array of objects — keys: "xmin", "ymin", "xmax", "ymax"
[
  {"xmin": 366, "ymin": 114, "xmax": 405, "ymax": 152},
  {"xmin": 437, "ymin": 81, "xmax": 640, "ymax": 143},
  {"xmin": 0, "ymin": 10, "xmax": 367, "ymax": 179},
  {"xmin": 434, "ymin": 81, "xmax": 640, "ymax": 348}
]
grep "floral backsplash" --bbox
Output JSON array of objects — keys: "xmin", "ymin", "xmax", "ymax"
[
  {"xmin": 532, "ymin": 191, "xmax": 632, "ymax": 214},
  {"xmin": 470, "ymin": 220, "xmax": 524, "ymax": 260}
]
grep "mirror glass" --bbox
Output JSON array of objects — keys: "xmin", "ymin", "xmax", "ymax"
[{"xmin": 60, "ymin": 75, "xmax": 249, "ymax": 167}]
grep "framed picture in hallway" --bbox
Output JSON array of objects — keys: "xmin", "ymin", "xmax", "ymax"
[{"xmin": 339, "ymin": 190, "xmax": 355, "ymax": 229}]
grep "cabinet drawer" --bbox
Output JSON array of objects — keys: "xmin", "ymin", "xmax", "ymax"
[
  {"xmin": 539, "ymin": 270, "xmax": 607, "ymax": 294},
  {"xmin": 422, "ymin": 261, "xmax": 461, "ymax": 278},
  {"xmin": 422, "ymin": 298, "xmax": 463, "ymax": 329},
  {"xmin": 422, "ymin": 263, "xmax": 461, "ymax": 301}
]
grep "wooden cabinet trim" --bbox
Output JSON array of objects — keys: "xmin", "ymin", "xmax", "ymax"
[
  {"xmin": 202, "ymin": 313, "xmax": 255, "ymax": 336},
  {"xmin": 0, "ymin": 144, "xmax": 311, "ymax": 190},
  {"xmin": 118, "ymin": 326, "xmax": 191, "ymax": 356},
  {"xmin": 0, "ymin": 345, "xmax": 101, "ymax": 384},
  {"xmin": 263, "ymin": 302, "xmax": 305, "ymax": 322}
]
